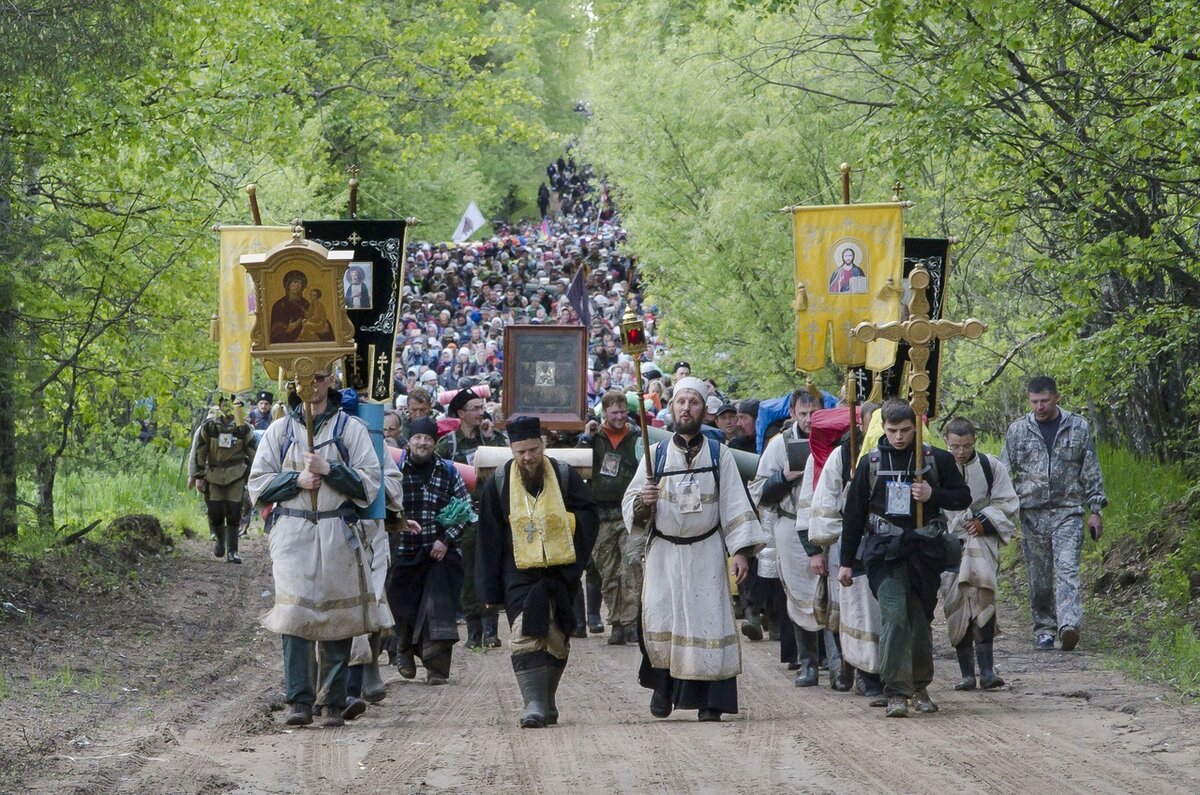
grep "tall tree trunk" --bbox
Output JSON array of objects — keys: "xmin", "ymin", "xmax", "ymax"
[
  {"xmin": 35, "ymin": 456, "xmax": 56, "ymax": 535},
  {"xmin": 0, "ymin": 140, "xmax": 18, "ymax": 538}
]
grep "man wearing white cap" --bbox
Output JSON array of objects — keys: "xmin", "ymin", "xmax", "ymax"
[{"xmin": 622, "ymin": 377, "xmax": 769, "ymax": 722}]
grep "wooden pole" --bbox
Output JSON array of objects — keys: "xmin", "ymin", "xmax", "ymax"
[
  {"xmin": 841, "ymin": 161, "xmax": 858, "ymax": 464},
  {"xmin": 348, "ymin": 165, "xmax": 359, "ymax": 220},
  {"xmin": 631, "ymin": 357, "xmax": 654, "ymax": 480},
  {"xmin": 247, "ymin": 184, "xmax": 262, "ymax": 225}
]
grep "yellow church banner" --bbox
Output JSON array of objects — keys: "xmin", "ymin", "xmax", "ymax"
[
  {"xmin": 792, "ymin": 203, "xmax": 904, "ymax": 372},
  {"xmin": 217, "ymin": 225, "xmax": 292, "ymax": 393}
]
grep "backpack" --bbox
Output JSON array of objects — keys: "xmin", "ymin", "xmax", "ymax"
[
  {"xmin": 867, "ymin": 443, "xmax": 940, "ymax": 494},
  {"xmin": 280, "ymin": 410, "xmax": 353, "ymax": 466},
  {"xmin": 653, "ymin": 436, "xmax": 721, "ymax": 495},
  {"xmin": 977, "ymin": 452, "xmax": 995, "ymax": 498}
]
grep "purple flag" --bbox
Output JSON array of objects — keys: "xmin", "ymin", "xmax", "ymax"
[{"xmin": 565, "ymin": 266, "xmax": 591, "ymax": 326}]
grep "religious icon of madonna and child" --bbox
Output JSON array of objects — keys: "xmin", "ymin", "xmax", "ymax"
[
  {"xmin": 270, "ymin": 269, "xmax": 335, "ymax": 343},
  {"xmin": 827, "ymin": 239, "xmax": 868, "ymax": 294}
]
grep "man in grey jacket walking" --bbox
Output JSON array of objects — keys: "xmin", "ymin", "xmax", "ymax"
[{"xmin": 1000, "ymin": 376, "xmax": 1107, "ymax": 651}]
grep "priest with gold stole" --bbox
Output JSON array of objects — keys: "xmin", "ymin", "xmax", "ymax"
[{"xmin": 477, "ymin": 416, "xmax": 599, "ymax": 729}]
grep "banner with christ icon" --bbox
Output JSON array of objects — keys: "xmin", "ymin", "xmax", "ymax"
[
  {"xmin": 792, "ymin": 203, "xmax": 904, "ymax": 371},
  {"xmin": 849, "ymin": 237, "xmax": 951, "ymax": 414},
  {"xmin": 303, "ymin": 219, "xmax": 407, "ymax": 403}
]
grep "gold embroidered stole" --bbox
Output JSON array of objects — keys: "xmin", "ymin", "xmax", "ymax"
[{"xmin": 508, "ymin": 459, "xmax": 576, "ymax": 569}]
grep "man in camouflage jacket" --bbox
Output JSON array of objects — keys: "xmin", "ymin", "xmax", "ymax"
[{"xmin": 1000, "ymin": 376, "xmax": 1107, "ymax": 651}]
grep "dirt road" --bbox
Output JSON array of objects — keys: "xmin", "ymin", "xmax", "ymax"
[{"xmin": 3, "ymin": 535, "xmax": 1198, "ymax": 794}]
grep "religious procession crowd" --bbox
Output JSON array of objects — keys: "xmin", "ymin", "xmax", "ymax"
[{"xmin": 189, "ymin": 153, "xmax": 1108, "ymax": 728}]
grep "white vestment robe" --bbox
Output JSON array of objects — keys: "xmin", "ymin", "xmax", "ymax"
[
  {"xmin": 939, "ymin": 454, "xmax": 1019, "ymax": 645},
  {"xmin": 623, "ymin": 438, "xmax": 768, "ymax": 681},
  {"xmin": 809, "ymin": 445, "xmax": 882, "ymax": 673},
  {"xmin": 750, "ymin": 429, "xmax": 830, "ymax": 632}
]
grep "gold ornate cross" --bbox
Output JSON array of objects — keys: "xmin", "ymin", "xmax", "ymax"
[
  {"xmin": 851, "ymin": 263, "xmax": 986, "ymax": 524},
  {"xmin": 348, "ymin": 231, "xmax": 362, "ymax": 246}
]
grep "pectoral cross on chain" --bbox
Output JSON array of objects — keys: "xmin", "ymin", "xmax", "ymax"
[
  {"xmin": 525, "ymin": 522, "xmax": 536, "ymax": 544},
  {"xmin": 852, "ymin": 263, "xmax": 986, "ymax": 524}
]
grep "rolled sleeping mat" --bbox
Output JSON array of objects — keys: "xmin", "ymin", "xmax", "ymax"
[
  {"xmin": 354, "ymin": 402, "xmax": 387, "ymax": 520},
  {"xmin": 473, "ymin": 446, "xmax": 593, "ymax": 485}
]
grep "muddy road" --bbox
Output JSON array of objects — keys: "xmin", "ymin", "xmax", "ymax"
[{"xmin": 2, "ymin": 535, "xmax": 1198, "ymax": 794}]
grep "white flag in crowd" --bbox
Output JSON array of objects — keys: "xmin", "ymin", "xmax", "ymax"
[{"xmin": 452, "ymin": 201, "xmax": 487, "ymax": 243}]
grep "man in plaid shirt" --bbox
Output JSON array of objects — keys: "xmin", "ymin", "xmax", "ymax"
[{"xmin": 387, "ymin": 417, "xmax": 472, "ymax": 685}]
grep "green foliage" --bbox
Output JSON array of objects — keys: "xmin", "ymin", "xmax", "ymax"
[
  {"xmin": 1, "ymin": 0, "xmax": 588, "ymax": 536},
  {"xmin": 583, "ymin": 1, "xmax": 881, "ymax": 394},
  {"xmin": 1116, "ymin": 620, "xmax": 1200, "ymax": 701}
]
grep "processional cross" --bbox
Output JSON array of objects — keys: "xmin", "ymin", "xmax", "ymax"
[{"xmin": 851, "ymin": 263, "xmax": 985, "ymax": 525}]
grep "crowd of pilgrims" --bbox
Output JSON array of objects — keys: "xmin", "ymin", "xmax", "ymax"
[{"xmin": 212, "ymin": 148, "xmax": 1028, "ymax": 729}]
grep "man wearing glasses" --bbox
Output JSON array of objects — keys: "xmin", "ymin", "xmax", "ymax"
[{"xmin": 249, "ymin": 372, "xmax": 383, "ymax": 727}]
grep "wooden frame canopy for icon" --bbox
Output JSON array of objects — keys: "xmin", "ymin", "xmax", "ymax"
[
  {"xmin": 241, "ymin": 232, "xmax": 357, "ymax": 401},
  {"xmin": 501, "ymin": 324, "xmax": 588, "ymax": 431}
]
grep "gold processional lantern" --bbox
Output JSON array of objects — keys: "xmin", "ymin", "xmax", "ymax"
[{"xmin": 620, "ymin": 307, "xmax": 655, "ymax": 479}]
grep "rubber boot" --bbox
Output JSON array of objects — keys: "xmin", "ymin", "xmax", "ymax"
[
  {"xmin": 586, "ymin": 573, "xmax": 604, "ymax": 633},
  {"xmin": 465, "ymin": 616, "xmax": 483, "ymax": 650},
  {"xmin": 515, "ymin": 668, "xmax": 548, "ymax": 728},
  {"xmin": 794, "ymin": 626, "xmax": 819, "ymax": 687},
  {"xmin": 362, "ymin": 659, "xmax": 387, "ymax": 703},
  {"xmin": 977, "ymin": 642, "xmax": 1006, "ymax": 690},
  {"xmin": 225, "ymin": 524, "xmax": 242, "ymax": 564},
  {"xmin": 211, "ymin": 520, "xmax": 225, "ymax": 558},
  {"xmin": 825, "ymin": 629, "xmax": 853, "ymax": 691},
  {"xmin": 482, "ymin": 614, "xmax": 501, "ymax": 648},
  {"xmin": 545, "ymin": 662, "xmax": 565, "ymax": 725},
  {"xmin": 955, "ymin": 642, "xmax": 977, "ymax": 691},
  {"xmin": 571, "ymin": 591, "xmax": 587, "ymax": 638},
  {"xmin": 741, "ymin": 611, "xmax": 764, "ymax": 642}
]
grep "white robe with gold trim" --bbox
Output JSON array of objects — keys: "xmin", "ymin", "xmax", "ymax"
[
  {"xmin": 750, "ymin": 430, "xmax": 829, "ymax": 632},
  {"xmin": 809, "ymin": 446, "xmax": 881, "ymax": 673},
  {"xmin": 939, "ymin": 454, "xmax": 1019, "ymax": 645},
  {"xmin": 623, "ymin": 439, "xmax": 768, "ymax": 681}
]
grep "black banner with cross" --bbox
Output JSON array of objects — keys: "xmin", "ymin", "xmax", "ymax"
[
  {"xmin": 850, "ymin": 237, "xmax": 951, "ymax": 416},
  {"xmin": 303, "ymin": 219, "xmax": 407, "ymax": 402}
]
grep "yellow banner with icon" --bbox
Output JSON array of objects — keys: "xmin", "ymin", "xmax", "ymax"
[
  {"xmin": 217, "ymin": 225, "xmax": 292, "ymax": 393},
  {"xmin": 792, "ymin": 203, "xmax": 904, "ymax": 372}
]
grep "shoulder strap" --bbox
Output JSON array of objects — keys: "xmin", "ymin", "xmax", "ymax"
[
  {"xmin": 922, "ymin": 444, "xmax": 940, "ymax": 488},
  {"xmin": 653, "ymin": 441, "xmax": 668, "ymax": 481},
  {"xmin": 868, "ymin": 450, "xmax": 881, "ymax": 494},
  {"xmin": 494, "ymin": 459, "xmax": 508, "ymax": 497},
  {"xmin": 977, "ymin": 452, "xmax": 995, "ymax": 498},
  {"xmin": 280, "ymin": 419, "xmax": 296, "ymax": 463},
  {"xmin": 708, "ymin": 437, "xmax": 721, "ymax": 497}
]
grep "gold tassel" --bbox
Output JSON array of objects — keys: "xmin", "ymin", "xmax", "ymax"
[{"xmin": 867, "ymin": 371, "xmax": 884, "ymax": 403}]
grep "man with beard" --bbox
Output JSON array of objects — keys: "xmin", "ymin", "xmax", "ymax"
[
  {"xmin": 838, "ymin": 399, "xmax": 971, "ymax": 718},
  {"xmin": 388, "ymin": 417, "xmax": 472, "ymax": 686},
  {"xmin": 247, "ymin": 391, "xmax": 275, "ymax": 431},
  {"xmin": 578, "ymin": 390, "xmax": 642, "ymax": 645},
  {"xmin": 477, "ymin": 416, "xmax": 599, "ymax": 728},
  {"xmin": 622, "ymin": 378, "xmax": 769, "ymax": 722}
]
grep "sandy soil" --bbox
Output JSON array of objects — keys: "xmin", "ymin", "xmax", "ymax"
[{"xmin": 2, "ymin": 534, "xmax": 1198, "ymax": 794}]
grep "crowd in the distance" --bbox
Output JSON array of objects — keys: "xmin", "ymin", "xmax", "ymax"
[{"xmin": 390, "ymin": 148, "xmax": 667, "ymax": 417}]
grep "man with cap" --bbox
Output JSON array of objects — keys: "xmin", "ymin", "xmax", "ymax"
[
  {"xmin": 578, "ymin": 390, "xmax": 643, "ymax": 645},
  {"xmin": 387, "ymin": 417, "xmax": 472, "ymax": 685},
  {"xmin": 247, "ymin": 391, "xmax": 275, "ymax": 431},
  {"xmin": 477, "ymin": 416, "xmax": 599, "ymax": 728},
  {"xmin": 729, "ymin": 398, "xmax": 759, "ymax": 453},
  {"xmin": 437, "ymin": 388, "xmax": 507, "ymax": 649},
  {"xmin": 192, "ymin": 395, "xmax": 258, "ymax": 564},
  {"xmin": 714, "ymin": 401, "xmax": 739, "ymax": 442},
  {"xmin": 622, "ymin": 377, "xmax": 769, "ymax": 722}
]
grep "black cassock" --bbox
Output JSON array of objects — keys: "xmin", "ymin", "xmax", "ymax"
[{"xmin": 476, "ymin": 460, "xmax": 599, "ymax": 647}]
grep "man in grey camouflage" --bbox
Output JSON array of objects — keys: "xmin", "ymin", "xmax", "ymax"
[{"xmin": 1000, "ymin": 376, "xmax": 1107, "ymax": 651}]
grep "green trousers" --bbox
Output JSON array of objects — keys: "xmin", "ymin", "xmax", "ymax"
[
  {"xmin": 876, "ymin": 565, "xmax": 934, "ymax": 698},
  {"xmin": 282, "ymin": 635, "xmax": 351, "ymax": 707}
]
